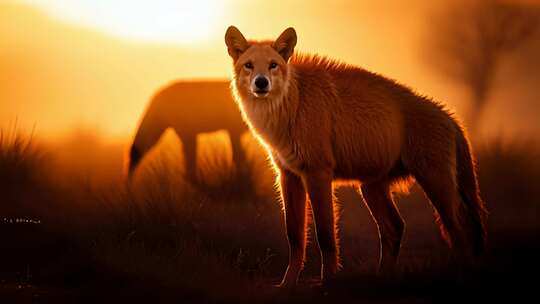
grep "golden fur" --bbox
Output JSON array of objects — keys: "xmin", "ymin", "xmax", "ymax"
[{"xmin": 225, "ymin": 26, "xmax": 487, "ymax": 287}]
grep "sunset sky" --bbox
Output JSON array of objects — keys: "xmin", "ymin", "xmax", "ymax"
[{"xmin": 1, "ymin": 0, "xmax": 538, "ymax": 140}]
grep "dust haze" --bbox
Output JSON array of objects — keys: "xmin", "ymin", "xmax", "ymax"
[{"xmin": 1, "ymin": 0, "xmax": 539, "ymax": 302}]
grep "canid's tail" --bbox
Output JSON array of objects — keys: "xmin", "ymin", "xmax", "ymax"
[{"xmin": 455, "ymin": 124, "xmax": 488, "ymax": 255}]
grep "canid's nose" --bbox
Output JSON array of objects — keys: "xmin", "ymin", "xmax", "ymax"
[{"xmin": 254, "ymin": 77, "xmax": 269, "ymax": 90}]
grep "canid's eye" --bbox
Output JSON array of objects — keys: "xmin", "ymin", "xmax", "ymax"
[
  {"xmin": 269, "ymin": 62, "xmax": 278, "ymax": 69},
  {"xmin": 244, "ymin": 62, "xmax": 253, "ymax": 69}
]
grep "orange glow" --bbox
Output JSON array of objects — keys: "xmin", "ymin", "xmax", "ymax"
[
  {"xmin": 21, "ymin": 0, "xmax": 225, "ymax": 45},
  {"xmin": 1, "ymin": 0, "xmax": 538, "ymax": 140},
  {"xmin": 0, "ymin": 0, "xmax": 455, "ymax": 138}
]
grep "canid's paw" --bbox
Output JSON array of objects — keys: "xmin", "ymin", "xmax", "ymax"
[
  {"xmin": 275, "ymin": 279, "xmax": 297, "ymax": 290},
  {"xmin": 276, "ymin": 266, "xmax": 301, "ymax": 290}
]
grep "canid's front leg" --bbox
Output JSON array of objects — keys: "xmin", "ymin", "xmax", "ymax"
[
  {"xmin": 278, "ymin": 169, "xmax": 307, "ymax": 288},
  {"xmin": 303, "ymin": 170, "xmax": 339, "ymax": 283}
]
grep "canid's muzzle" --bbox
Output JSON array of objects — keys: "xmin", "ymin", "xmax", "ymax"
[{"xmin": 251, "ymin": 74, "xmax": 271, "ymax": 98}]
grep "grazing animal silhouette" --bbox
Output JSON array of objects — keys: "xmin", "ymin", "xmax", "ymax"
[
  {"xmin": 225, "ymin": 26, "xmax": 487, "ymax": 287},
  {"xmin": 127, "ymin": 81, "xmax": 247, "ymax": 181}
]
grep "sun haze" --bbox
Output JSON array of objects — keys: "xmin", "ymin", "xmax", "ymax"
[
  {"xmin": 1, "ymin": 0, "xmax": 538, "ymax": 140},
  {"xmin": 0, "ymin": 0, "xmax": 448, "ymax": 138},
  {"xmin": 21, "ymin": 0, "xmax": 225, "ymax": 45}
]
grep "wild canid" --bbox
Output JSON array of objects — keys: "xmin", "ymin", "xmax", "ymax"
[
  {"xmin": 225, "ymin": 26, "xmax": 487, "ymax": 287},
  {"xmin": 127, "ymin": 81, "xmax": 247, "ymax": 181}
]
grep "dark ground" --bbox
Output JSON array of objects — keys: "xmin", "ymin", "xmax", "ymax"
[{"xmin": 0, "ymin": 134, "xmax": 539, "ymax": 303}]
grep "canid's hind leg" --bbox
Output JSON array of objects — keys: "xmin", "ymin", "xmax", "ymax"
[
  {"xmin": 414, "ymin": 169, "xmax": 469, "ymax": 253},
  {"xmin": 360, "ymin": 181, "xmax": 404, "ymax": 273},
  {"xmin": 182, "ymin": 135, "xmax": 198, "ymax": 182}
]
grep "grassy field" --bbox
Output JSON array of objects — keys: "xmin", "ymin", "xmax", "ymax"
[{"xmin": 0, "ymin": 128, "xmax": 539, "ymax": 303}]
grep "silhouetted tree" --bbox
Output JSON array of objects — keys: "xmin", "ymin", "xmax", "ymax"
[{"xmin": 425, "ymin": 0, "xmax": 540, "ymax": 135}]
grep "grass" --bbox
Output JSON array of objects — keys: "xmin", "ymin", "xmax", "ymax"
[
  {"xmin": 1, "ymin": 129, "xmax": 539, "ymax": 302},
  {"xmin": 0, "ymin": 125, "xmax": 51, "ymax": 218}
]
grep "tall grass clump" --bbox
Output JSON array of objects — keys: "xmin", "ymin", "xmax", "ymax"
[
  {"xmin": 0, "ymin": 125, "xmax": 50, "ymax": 216},
  {"xmin": 58, "ymin": 150, "xmax": 287, "ymax": 301}
]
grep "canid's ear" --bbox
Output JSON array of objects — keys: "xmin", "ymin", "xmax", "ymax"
[
  {"xmin": 225, "ymin": 26, "xmax": 249, "ymax": 61},
  {"xmin": 273, "ymin": 27, "xmax": 297, "ymax": 61}
]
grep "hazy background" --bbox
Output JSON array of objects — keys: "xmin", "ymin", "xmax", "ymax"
[
  {"xmin": 2, "ymin": 0, "xmax": 538, "ymax": 142},
  {"xmin": 1, "ymin": 1, "xmax": 539, "ymax": 301}
]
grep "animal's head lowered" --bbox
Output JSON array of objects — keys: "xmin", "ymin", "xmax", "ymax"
[
  {"xmin": 123, "ymin": 117, "xmax": 166, "ymax": 182},
  {"xmin": 225, "ymin": 26, "xmax": 297, "ymax": 101},
  {"xmin": 125, "ymin": 144, "xmax": 142, "ymax": 181}
]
